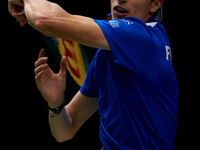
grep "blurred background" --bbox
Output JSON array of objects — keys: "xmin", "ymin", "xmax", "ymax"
[{"xmin": 3, "ymin": 0, "xmax": 199, "ymax": 149}]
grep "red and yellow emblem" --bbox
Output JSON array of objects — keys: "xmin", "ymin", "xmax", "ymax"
[
  {"xmin": 56, "ymin": 38, "xmax": 88, "ymax": 87},
  {"xmin": 41, "ymin": 33, "xmax": 89, "ymax": 90}
]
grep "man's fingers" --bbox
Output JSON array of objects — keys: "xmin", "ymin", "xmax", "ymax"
[
  {"xmin": 8, "ymin": 3, "xmax": 16, "ymax": 17},
  {"xmin": 16, "ymin": 15, "xmax": 26, "ymax": 22},
  {"xmin": 34, "ymin": 49, "xmax": 49, "ymax": 76},
  {"xmin": 38, "ymin": 49, "xmax": 45, "ymax": 59},
  {"xmin": 20, "ymin": 19, "xmax": 28, "ymax": 27},
  {"xmin": 35, "ymin": 70, "xmax": 44, "ymax": 84},
  {"xmin": 34, "ymin": 64, "xmax": 48, "ymax": 75},
  {"xmin": 34, "ymin": 57, "xmax": 48, "ymax": 68},
  {"xmin": 34, "ymin": 49, "xmax": 47, "ymax": 68}
]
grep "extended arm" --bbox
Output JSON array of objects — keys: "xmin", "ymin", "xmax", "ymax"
[{"xmin": 23, "ymin": 0, "xmax": 110, "ymax": 50}]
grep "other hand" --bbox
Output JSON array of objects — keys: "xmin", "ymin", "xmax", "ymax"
[{"xmin": 34, "ymin": 49, "xmax": 67, "ymax": 108}]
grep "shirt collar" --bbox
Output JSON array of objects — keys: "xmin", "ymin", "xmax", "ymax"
[{"xmin": 106, "ymin": 13, "xmax": 156, "ymax": 23}]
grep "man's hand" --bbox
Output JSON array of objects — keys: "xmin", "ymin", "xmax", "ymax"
[
  {"xmin": 8, "ymin": 0, "xmax": 28, "ymax": 27},
  {"xmin": 34, "ymin": 49, "xmax": 67, "ymax": 108}
]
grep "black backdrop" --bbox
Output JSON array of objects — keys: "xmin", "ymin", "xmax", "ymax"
[{"xmin": 3, "ymin": 0, "xmax": 199, "ymax": 149}]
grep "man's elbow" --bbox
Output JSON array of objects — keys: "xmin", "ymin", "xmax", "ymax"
[
  {"xmin": 55, "ymin": 137, "xmax": 71, "ymax": 143},
  {"xmin": 52, "ymin": 132, "xmax": 75, "ymax": 143}
]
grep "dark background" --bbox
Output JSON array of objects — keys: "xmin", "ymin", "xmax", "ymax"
[{"xmin": 3, "ymin": 0, "xmax": 199, "ymax": 149}]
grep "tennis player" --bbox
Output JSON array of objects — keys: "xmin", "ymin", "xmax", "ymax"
[{"xmin": 9, "ymin": 0, "xmax": 179, "ymax": 149}]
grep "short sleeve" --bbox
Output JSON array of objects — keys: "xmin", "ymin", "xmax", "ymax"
[
  {"xmin": 93, "ymin": 17, "xmax": 153, "ymax": 74},
  {"xmin": 80, "ymin": 52, "xmax": 98, "ymax": 97}
]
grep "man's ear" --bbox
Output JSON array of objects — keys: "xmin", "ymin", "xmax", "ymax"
[{"xmin": 150, "ymin": 0, "xmax": 164, "ymax": 13}]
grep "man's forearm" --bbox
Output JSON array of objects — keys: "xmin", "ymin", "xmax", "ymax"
[
  {"xmin": 23, "ymin": 0, "xmax": 70, "ymax": 35},
  {"xmin": 49, "ymin": 106, "xmax": 74, "ymax": 142},
  {"xmin": 49, "ymin": 91, "xmax": 99, "ymax": 143},
  {"xmin": 22, "ymin": 0, "xmax": 110, "ymax": 49}
]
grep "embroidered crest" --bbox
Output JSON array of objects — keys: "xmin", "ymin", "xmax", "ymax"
[{"xmin": 109, "ymin": 20, "xmax": 120, "ymax": 28}]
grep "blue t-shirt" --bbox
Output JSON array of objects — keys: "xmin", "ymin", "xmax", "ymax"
[{"xmin": 80, "ymin": 16, "xmax": 179, "ymax": 150}]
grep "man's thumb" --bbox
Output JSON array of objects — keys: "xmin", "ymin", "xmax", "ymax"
[{"xmin": 59, "ymin": 56, "xmax": 67, "ymax": 76}]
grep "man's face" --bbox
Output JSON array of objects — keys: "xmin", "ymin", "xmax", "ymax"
[{"xmin": 110, "ymin": 0, "xmax": 159, "ymax": 21}]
